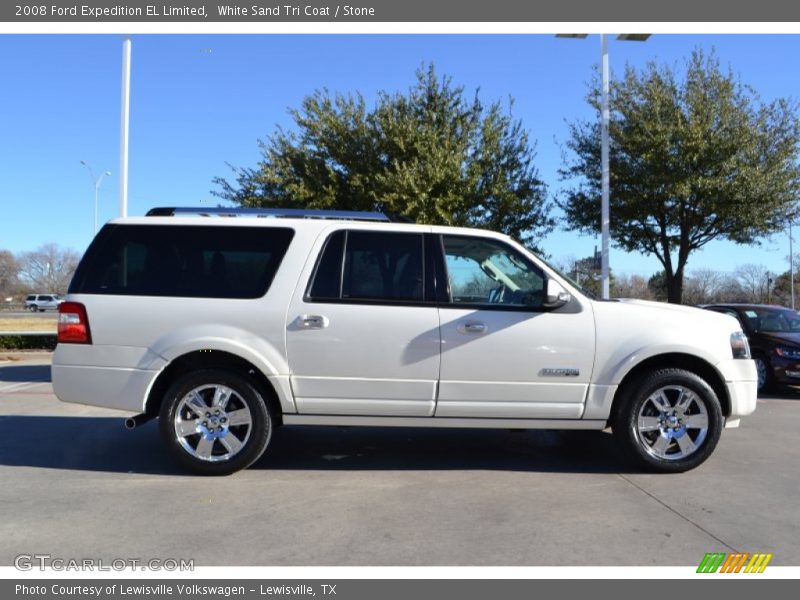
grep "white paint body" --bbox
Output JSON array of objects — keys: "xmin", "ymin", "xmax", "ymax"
[{"xmin": 53, "ymin": 217, "xmax": 757, "ymax": 430}]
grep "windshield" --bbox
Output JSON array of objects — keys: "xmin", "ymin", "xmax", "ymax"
[{"xmin": 740, "ymin": 307, "xmax": 800, "ymax": 333}]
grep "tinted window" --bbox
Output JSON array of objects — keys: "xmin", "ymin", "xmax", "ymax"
[
  {"xmin": 307, "ymin": 231, "xmax": 345, "ymax": 300},
  {"xmin": 307, "ymin": 230, "xmax": 424, "ymax": 303},
  {"xmin": 71, "ymin": 225, "xmax": 294, "ymax": 299},
  {"xmin": 736, "ymin": 306, "xmax": 800, "ymax": 333},
  {"xmin": 442, "ymin": 235, "xmax": 545, "ymax": 309}
]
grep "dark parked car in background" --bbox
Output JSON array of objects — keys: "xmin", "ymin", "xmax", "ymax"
[{"xmin": 703, "ymin": 304, "xmax": 800, "ymax": 391}]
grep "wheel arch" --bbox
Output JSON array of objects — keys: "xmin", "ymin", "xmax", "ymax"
[
  {"xmin": 143, "ymin": 350, "xmax": 286, "ymax": 424},
  {"xmin": 609, "ymin": 353, "xmax": 731, "ymax": 424}
]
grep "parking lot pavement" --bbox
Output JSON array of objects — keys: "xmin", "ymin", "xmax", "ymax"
[{"xmin": 1, "ymin": 357, "xmax": 798, "ymax": 567}]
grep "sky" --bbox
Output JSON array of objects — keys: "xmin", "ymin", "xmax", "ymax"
[{"xmin": 0, "ymin": 33, "xmax": 799, "ymax": 279}]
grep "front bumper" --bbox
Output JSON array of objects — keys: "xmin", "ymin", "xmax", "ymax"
[
  {"xmin": 769, "ymin": 355, "xmax": 800, "ymax": 384},
  {"xmin": 717, "ymin": 358, "xmax": 758, "ymax": 427}
]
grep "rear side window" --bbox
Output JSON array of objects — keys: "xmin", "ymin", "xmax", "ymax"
[
  {"xmin": 71, "ymin": 225, "xmax": 294, "ymax": 299},
  {"xmin": 307, "ymin": 230, "xmax": 424, "ymax": 303}
]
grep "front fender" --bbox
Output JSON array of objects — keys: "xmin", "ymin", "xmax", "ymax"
[{"xmin": 598, "ymin": 343, "xmax": 725, "ymax": 387}]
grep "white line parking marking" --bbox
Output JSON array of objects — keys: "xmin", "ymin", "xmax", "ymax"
[{"xmin": 0, "ymin": 381, "xmax": 50, "ymax": 394}]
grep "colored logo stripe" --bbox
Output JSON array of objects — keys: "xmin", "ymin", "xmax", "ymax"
[
  {"xmin": 697, "ymin": 552, "xmax": 772, "ymax": 573},
  {"xmin": 745, "ymin": 553, "xmax": 773, "ymax": 573},
  {"xmin": 720, "ymin": 553, "xmax": 749, "ymax": 573},
  {"xmin": 697, "ymin": 553, "xmax": 726, "ymax": 573}
]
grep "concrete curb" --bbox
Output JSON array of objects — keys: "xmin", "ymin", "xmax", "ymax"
[{"xmin": 0, "ymin": 350, "xmax": 54, "ymax": 362}]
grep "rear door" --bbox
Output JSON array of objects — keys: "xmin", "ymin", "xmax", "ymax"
[{"xmin": 285, "ymin": 228, "xmax": 440, "ymax": 416}]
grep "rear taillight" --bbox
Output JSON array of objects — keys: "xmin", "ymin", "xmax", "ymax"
[{"xmin": 58, "ymin": 302, "xmax": 92, "ymax": 344}]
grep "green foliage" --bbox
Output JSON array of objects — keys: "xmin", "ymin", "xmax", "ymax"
[
  {"xmin": 0, "ymin": 334, "xmax": 57, "ymax": 350},
  {"xmin": 561, "ymin": 49, "xmax": 800, "ymax": 303},
  {"xmin": 213, "ymin": 64, "xmax": 553, "ymax": 248},
  {"xmin": 648, "ymin": 271, "xmax": 669, "ymax": 302}
]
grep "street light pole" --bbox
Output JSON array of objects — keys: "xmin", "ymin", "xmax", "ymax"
[
  {"xmin": 790, "ymin": 218, "xmax": 795, "ymax": 310},
  {"xmin": 556, "ymin": 33, "xmax": 650, "ymax": 299},
  {"xmin": 600, "ymin": 34, "xmax": 610, "ymax": 299},
  {"xmin": 80, "ymin": 161, "xmax": 111, "ymax": 235},
  {"xmin": 120, "ymin": 35, "xmax": 132, "ymax": 218}
]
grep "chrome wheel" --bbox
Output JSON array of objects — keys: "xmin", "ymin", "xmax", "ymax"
[
  {"xmin": 173, "ymin": 384, "xmax": 253, "ymax": 462},
  {"xmin": 634, "ymin": 385, "xmax": 709, "ymax": 461}
]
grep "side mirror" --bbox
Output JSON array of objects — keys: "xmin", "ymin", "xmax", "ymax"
[{"xmin": 543, "ymin": 279, "xmax": 571, "ymax": 309}]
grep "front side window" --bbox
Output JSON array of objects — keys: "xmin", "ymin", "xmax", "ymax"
[
  {"xmin": 442, "ymin": 235, "xmax": 545, "ymax": 309},
  {"xmin": 307, "ymin": 230, "xmax": 424, "ymax": 303}
]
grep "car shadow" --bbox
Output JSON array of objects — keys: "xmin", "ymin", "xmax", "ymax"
[
  {"xmin": 0, "ymin": 364, "xmax": 51, "ymax": 383},
  {"xmin": 760, "ymin": 385, "xmax": 800, "ymax": 400},
  {"xmin": 0, "ymin": 414, "xmax": 640, "ymax": 475}
]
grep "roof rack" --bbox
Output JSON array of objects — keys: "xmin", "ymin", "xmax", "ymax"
[{"xmin": 146, "ymin": 206, "xmax": 398, "ymax": 222}]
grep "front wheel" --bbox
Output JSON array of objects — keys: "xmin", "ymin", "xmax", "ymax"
[
  {"xmin": 28, "ymin": 305, "xmax": 37, "ymax": 312},
  {"xmin": 753, "ymin": 355, "xmax": 772, "ymax": 392},
  {"xmin": 158, "ymin": 369, "xmax": 272, "ymax": 475},
  {"xmin": 612, "ymin": 368, "xmax": 723, "ymax": 473}
]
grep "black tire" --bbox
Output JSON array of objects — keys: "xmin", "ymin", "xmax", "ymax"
[
  {"xmin": 158, "ymin": 369, "xmax": 272, "ymax": 476},
  {"xmin": 753, "ymin": 354, "xmax": 773, "ymax": 393},
  {"xmin": 29, "ymin": 305, "xmax": 37, "ymax": 312},
  {"xmin": 612, "ymin": 368, "xmax": 724, "ymax": 473}
]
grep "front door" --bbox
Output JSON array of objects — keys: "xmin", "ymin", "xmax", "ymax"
[{"xmin": 435, "ymin": 234, "xmax": 595, "ymax": 419}]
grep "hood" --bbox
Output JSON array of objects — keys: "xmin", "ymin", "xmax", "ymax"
[
  {"xmin": 610, "ymin": 298, "xmax": 740, "ymax": 330},
  {"xmin": 615, "ymin": 298, "xmax": 713, "ymax": 317},
  {"xmin": 757, "ymin": 331, "xmax": 800, "ymax": 346}
]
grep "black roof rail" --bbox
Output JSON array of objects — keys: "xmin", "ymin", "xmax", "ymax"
[{"xmin": 145, "ymin": 206, "xmax": 398, "ymax": 222}]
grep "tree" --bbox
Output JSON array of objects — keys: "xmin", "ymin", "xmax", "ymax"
[
  {"xmin": 562, "ymin": 252, "xmax": 605, "ymax": 297},
  {"xmin": 560, "ymin": 49, "xmax": 800, "ymax": 303},
  {"xmin": 17, "ymin": 243, "xmax": 80, "ymax": 294},
  {"xmin": 648, "ymin": 271, "xmax": 668, "ymax": 301},
  {"xmin": 612, "ymin": 274, "xmax": 653, "ymax": 300},
  {"xmin": 734, "ymin": 264, "xmax": 774, "ymax": 304},
  {"xmin": 0, "ymin": 250, "xmax": 19, "ymax": 299},
  {"xmin": 213, "ymin": 64, "xmax": 554, "ymax": 248},
  {"xmin": 682, "ymin": 268, "xmax": 725, "ymax": 305}
]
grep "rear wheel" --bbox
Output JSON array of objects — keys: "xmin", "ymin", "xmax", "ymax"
[
  {"xmin": 158, "ymin": 369, "xmax": 272, "ymax": 475},
  {"xmin": 612, "ymin": 368, "xmax": 723, "ymax": 473}
]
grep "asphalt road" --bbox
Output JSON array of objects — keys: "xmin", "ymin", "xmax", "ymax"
[{"xmin": 1, "ymin": 356, "xmax": 797, "ymax": 566}]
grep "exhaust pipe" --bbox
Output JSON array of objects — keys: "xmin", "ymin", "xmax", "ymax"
[{"xmin": 125, "ymin": 413, "xmax": 155, "ymax": 430}]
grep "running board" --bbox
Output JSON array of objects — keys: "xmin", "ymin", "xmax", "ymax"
[{"xmin": 283, "ymin": 415, "xmax": 607, "ymax": 430}]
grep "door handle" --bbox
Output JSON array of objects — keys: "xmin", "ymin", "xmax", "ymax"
[
  {"xmin": 299, "ymin": 314, "xmax": 329, "ymax": 329},
  {"xmin": 458, "ymin": 321, "xmax": 487, "ymax": 334}
]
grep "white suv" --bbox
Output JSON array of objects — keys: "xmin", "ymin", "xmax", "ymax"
[
  {"xmin": 25, "ymin": 294, "xmax": 63, "ymax": 312},
  {"xmin": 53, "ymin": 207, "xmax": 757, "ymax": 475}
]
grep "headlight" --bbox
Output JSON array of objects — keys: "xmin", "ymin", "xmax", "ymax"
[
  {"xmin": 730, "ymin": 332, "xmax": 751, "ymax": 359},
  {"xmin": 775, "ymin": 346, "xmax": 800, "ymax": 360}
]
